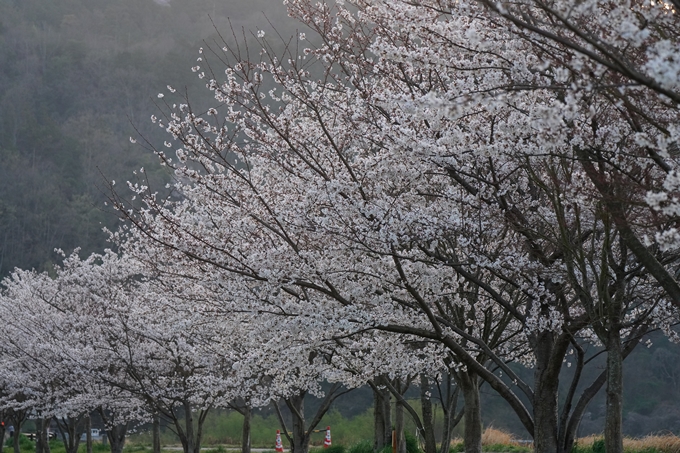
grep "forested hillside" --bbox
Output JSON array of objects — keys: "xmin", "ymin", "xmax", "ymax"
[{"xmin": 0, "ymin": 0, "xmax": 294, "ymax": 276}]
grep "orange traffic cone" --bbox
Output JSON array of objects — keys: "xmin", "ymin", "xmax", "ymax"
[
  {"xmin": 276, "ymin": 430, "xmax": 284, "ymax": 453},
  {"xmin": 324, "ymin": 426, "xmax": 331, "ymax": 448}
]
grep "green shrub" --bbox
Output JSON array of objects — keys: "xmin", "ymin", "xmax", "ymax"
[
  {"xmin": 592, "ymin": 439, "xmax": 605, "ymax": 453},
  {"xmin": 92, "ymin": 443, "xmax": 110, "ymax": 453},
  {"xmin": 570, "ymin": 441, "xmax": 590, "ymax": 453},
  {"xmin": 450, "ymin": 442, "xmax": 464, "ymax": 452},
  {"xmin": 48, "ymin": 439, "xmax": 65, "ymax": 453},
  {"xmin": 323, "ymin": 445, "xmax": 347, "ymax": 453},
  {"xmin": 5, "ymin": 434, "xmax": 35, "ymax": 451},
  {"xmin": 372, "ymin": 433, "xmax": 420, "ymax": 453},
  {"xmin": 404, "ymin": 433, "xmax": 420, "ymax": 453},
  {"xmin": 310, "ymin": 446, "xmax": 344, "ymax": 453},
  {"xmin": 348, "ymin": 440, "xmax": 373, "ymax": 453}
]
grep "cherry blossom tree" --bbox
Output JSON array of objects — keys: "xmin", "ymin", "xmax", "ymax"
[
  {"xmin": 111, "ymin": 1, "xmax": 680, "ymax": 453},
  {"xmin": 0, "ymin": 255, "xmax": 161, "ymax": 453}
]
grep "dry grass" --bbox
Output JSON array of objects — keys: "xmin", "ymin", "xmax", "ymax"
[
  {"xmin": 450, "ymin": 427, "xmax": 528, "ymax": 448},
  {"xmin": 451, "ymin": 430, "xmax": 680, "ymax": 452},
  {"xmin": 481, "ymin": 427, "xmax": 517, "ymax": 446},
  {"xmin": 575, "ymin": 434, "xmax": 680, "ymax": 452},
  {"xmin": 624, "ymin": 434, "xmax": 680, "ymax": 453},
  {"xmin": 576, "ymin": 434, "xmax": 602, "ymax": 447},
  {"xmin": 452, "ymin": 431, "xmax": 680, "ymax": 452}
]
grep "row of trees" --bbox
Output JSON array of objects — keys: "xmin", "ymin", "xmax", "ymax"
[
  {"xmin": 0, "ymin": 250, "xmax": 459, "ymax": 453},
  {"xmin": 3, "ymin": 1, "xmax": 680, "ymax": 453}
]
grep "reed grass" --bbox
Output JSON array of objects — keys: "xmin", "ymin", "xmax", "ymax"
[{"xmin": 573, "ymin": 433, "xmax": 680, "ymax": 452}]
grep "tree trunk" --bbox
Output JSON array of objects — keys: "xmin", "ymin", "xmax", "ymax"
[
  {"xmin": 36, "ymin": 419, "xmax": 44, "ymax": 453},
  {"xmin": 57, "ymin": 415, "xmax": 84, "ymax": 453},
  {"xmin": 172, "ymin": 403, "xmax": 211, "ymax": 453},
  {"xmin": 241, "ymin": 406, "xmax": 251, "ymax": 453},
  {"xmin": 106, "ymin": 424, "xmax": 127, "ymax": 453},
  {"xmin": 374, "ymin": 379, "xmax": 392, "ymax": 452},
  {"xmin": 395, "ymin": 383, "xmax": 406, "ymax": 453},
  {"xmin": 12, "ymin": 428, "xmax": 20, "ymax": 453},
  {"xmin": 36, "ymin": 418, "xmax": 51, "ymax": 453},
  {"xmin": 44, "ymin": 420, "xmax": 52, "ymax": 453},
  {"xmin": 533, "ymin": 379, "xmax": 559, "ymax": 453},
  {"xmin": 532, "ymin": 332, "xmax": 566, "ymax": 453},
  {"xmin": 180, "ymin": 400, "xmax": 196, "ymax": 453},
  {"xmin": 86, "ymin": 414, "xmax": 92, "ymax": 453},
  {"xmin": 605, "ymin": 331, "xmax": 624, "ymax": 453},
  {"xmin": 459, "ymin": 371, "xmax": 482, "ymax": 453},
  {"xmin": 10, "ymin": 410, "xmax": 27, "ymax": 453},
  {"xmin": 152, "ymin": 415, "xmax": 161, "ymax": 453},
  {"xmin": 287, "ymin": 393, "xmax": 310, "ymax": 453},
  {"xmin": 419, "ymin": 375, "xmax": 437, "ymax": 453},
  {"xmin": 439, "ymin": 379, "xmax": 461, "ymax": 453}
]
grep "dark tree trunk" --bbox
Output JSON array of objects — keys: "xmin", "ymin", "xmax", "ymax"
[
  {"xmin": 373, "ymin": 378, "xmax": 392, "ymax": 452},
  {"xmin": 153, "ymin": 415, "xmax": 161, "ymax": 453},
  {"xmin": 438, "ymin": 377, "xmax": 462, "ymax": 453},
  {"xmin": 394, "ymin": 382, "xmax": 405, "ymax": 453},
  {"xmin": 241, "ymin": 406, "xmax": 251, "ymax": 453},
  {"xmin": 419, "ymin": 375, "xmax": 437, "ymax": 453},
  {"xmin": 36, "ymin": 419, "xmax": 44, "ymax": 453},
  {"xmin": 183, "ymin": 401, "xmax": 196, "ymax": 453},
  {"xmin": 36, "ymin": 418, "xmax": 52, "ymax": 453},
  {"xmin": 9, "ymin": 409, "xmax": 28, "ymax": 453},
  {"xmin": 86, "ymin": 414, "xmax": 92, "ymax": 453},
  {"xmin": 531, "ymin": 331, "xmax": 569, "ymax": 453},
  {"xmin": 56, "ymin": 415, "xmax": 85, "ymax": 453},
  {"xmin": 274, "ymin": 384, "xmax": 348, "ymax": 453},
  {"xmin": 106, "ymin": 424, "xmax": 127, "ymax": 453},
  {"xmin": 12, "ymin": 430, "xmax": 19, "ymax": 453},
  {"xmin": 228, "ymin": 399, "xmax": 252, "ymax": 453},
  {"xmin": 174, "ymin": 400, "xmax": 208, "ymax": 453},
  {"xmin": 458, "ymin": 371, "xmax": 481, "ymax": 453},
  {"xmin": 533, "ymin": 377, "xmax": 559, "ymax": 453},
  {"xmin": 605, "ymin": 331, "xmax": 624, "ymax": 453},
  {"xmin": 287, "ymin": 393, "xmax": 309, "ymax": 453}
]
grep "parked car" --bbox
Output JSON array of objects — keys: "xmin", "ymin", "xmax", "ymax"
[{"xmin": 24, "ymin": 432, "xmax": 57, "ymax": 441}]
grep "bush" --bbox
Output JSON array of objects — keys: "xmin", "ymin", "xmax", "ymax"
[
  {"xmin": 311, "ymin": 446, "xmax": 346, "ymax": 453},
  {"xmin": 5, "ymin": 434, "xmax": 35, "ymax": 451},
  {"xmin": 404, "ymin": 433, "xmax": 420, "ymax": 453},
  {"xmin": 326, "ymin": 445, "xmax": 347, "ymax": 453},
  {"xmin": 592, "ymin": 439, "xmax": 605, "ymax": 453},
  {"xmin": 570, "ymin": 441, "xmax": 589, "ymax": 453},
  {"xmin": 373, "ymin": 433, "xmax": 420, "ymax": 453},
  {"xmin": 348, "ymin": 440, "xmax": 373, "ymax": 453}
]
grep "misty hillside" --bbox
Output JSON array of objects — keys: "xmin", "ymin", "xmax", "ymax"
[{"xmin": 0, "ymin": 0, "xmax": 296, "ymax": 276}]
